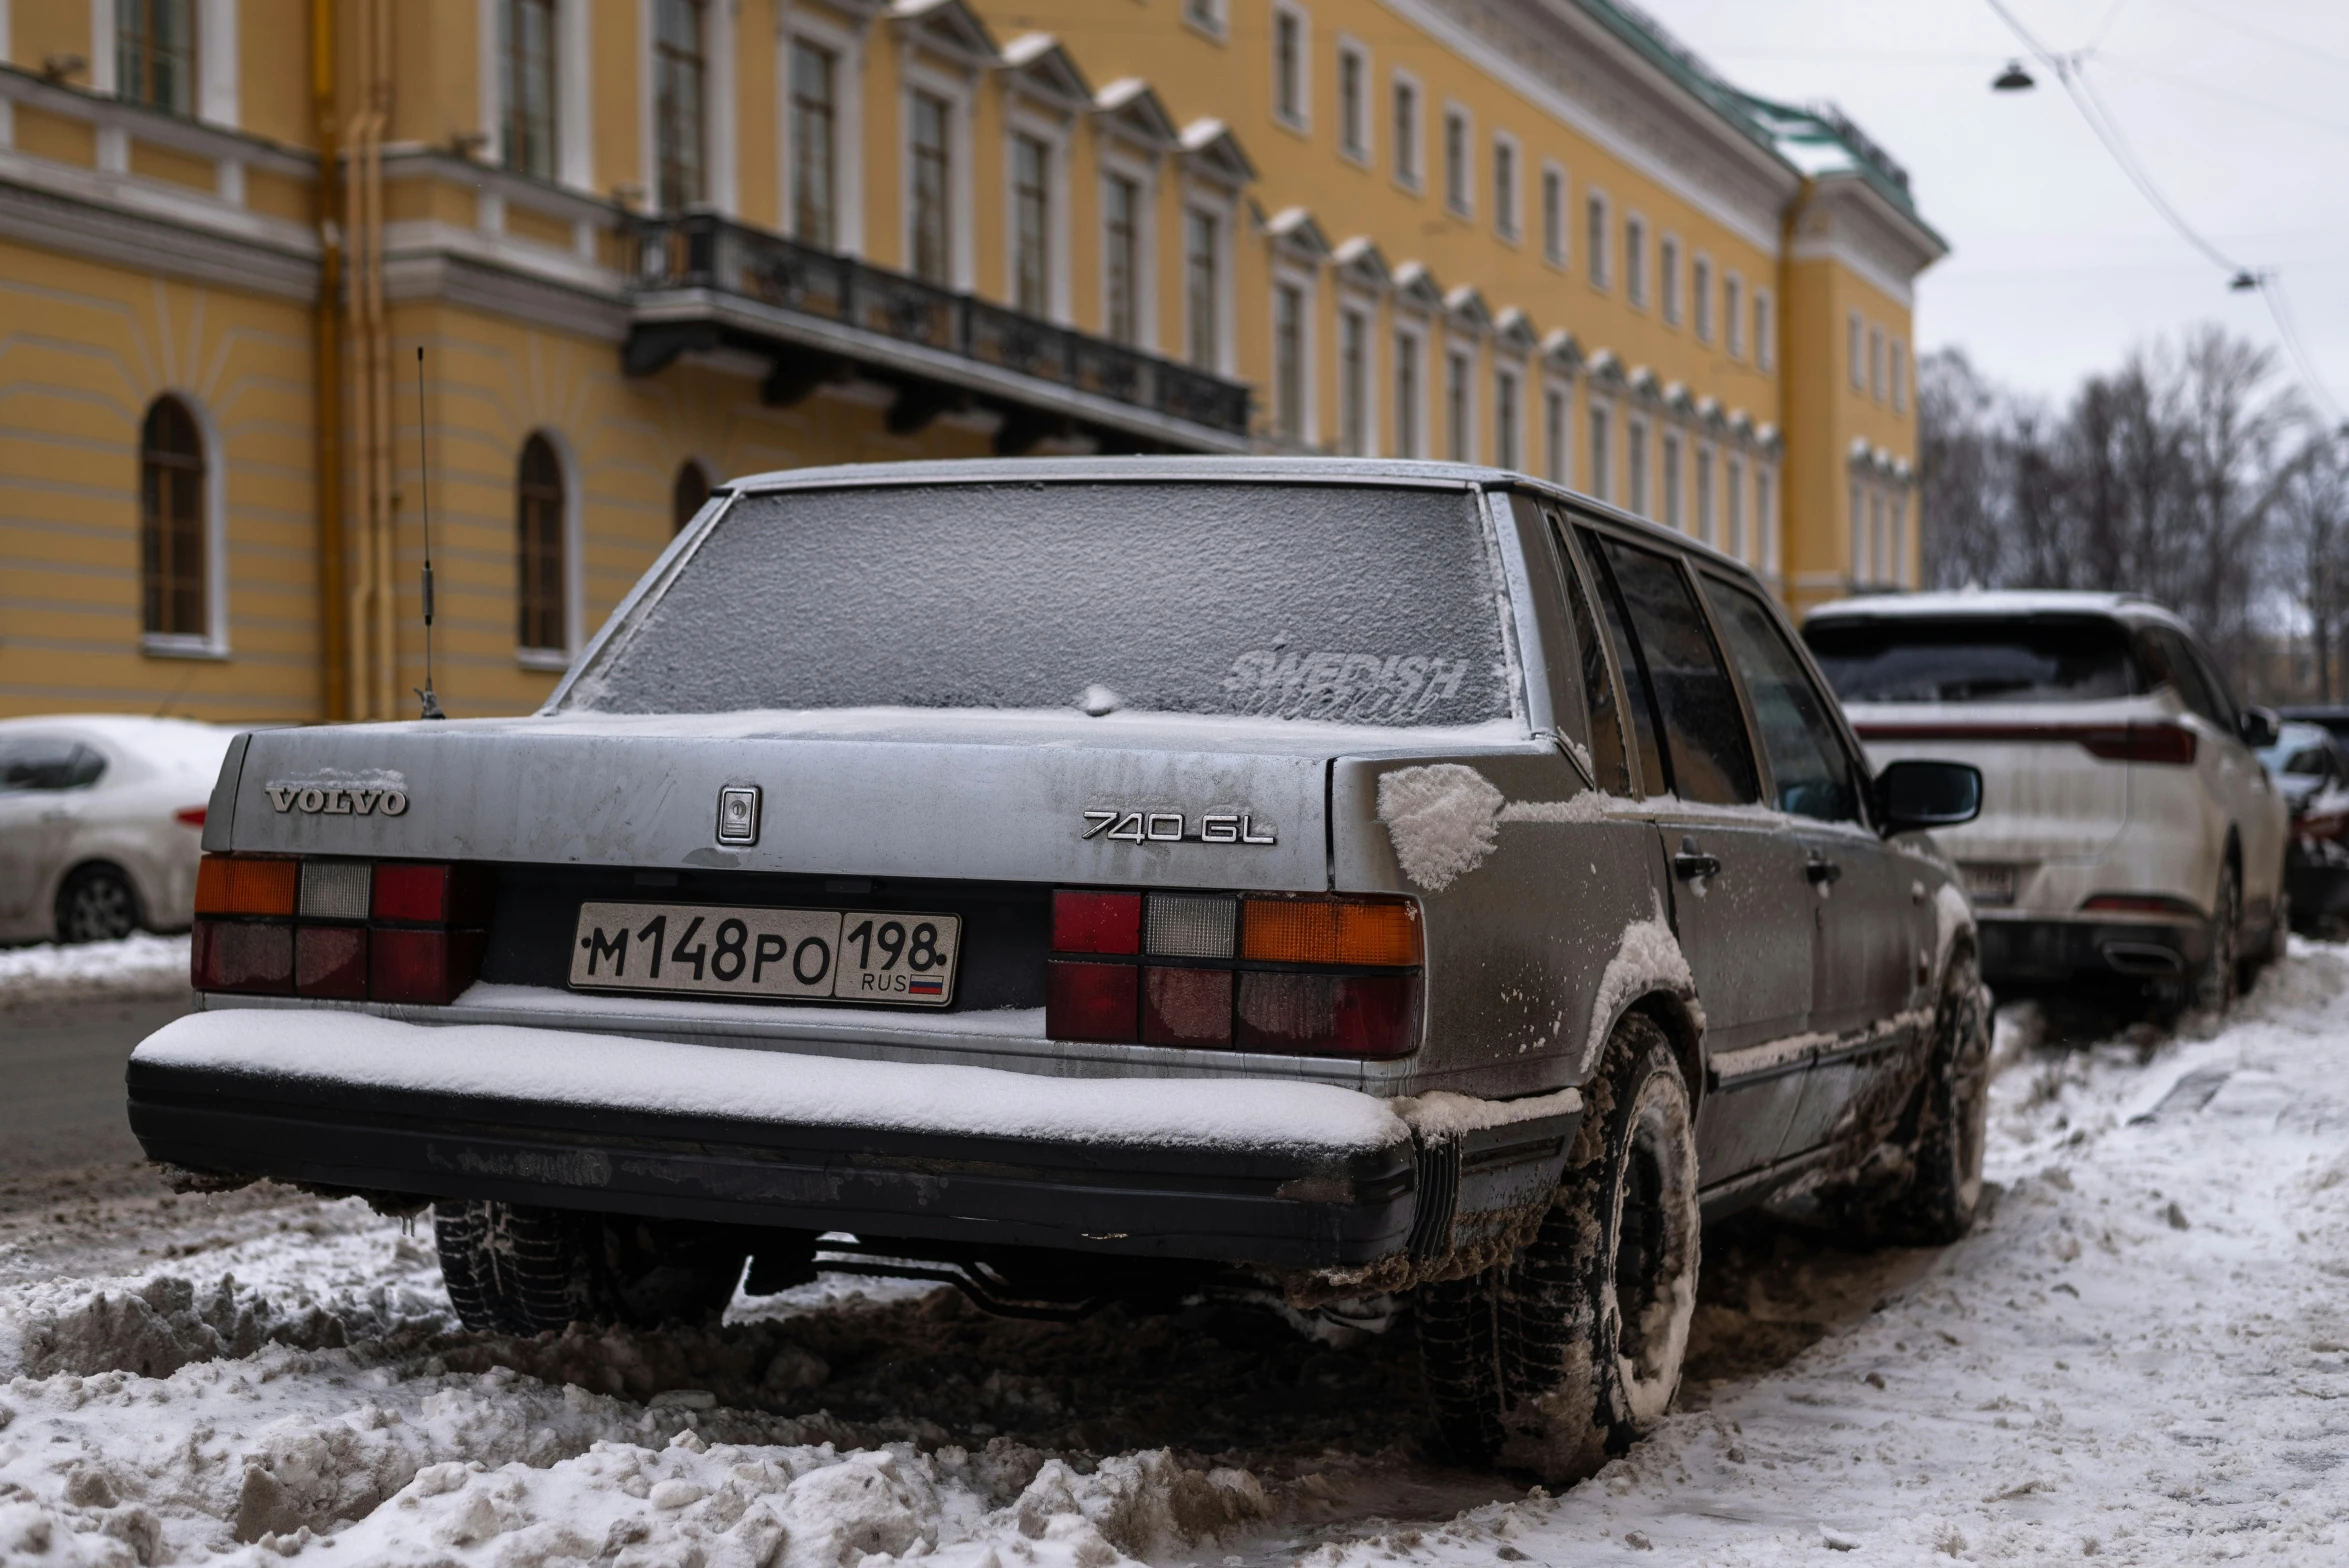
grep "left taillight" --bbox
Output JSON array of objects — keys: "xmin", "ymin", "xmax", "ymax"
[
  {"xmin": 193, "ymin": 854, "xmax": 490, "ymax": 1004},
  {"xmin": 1045, "ymin": 889, "xmax": 1423, "ymax": 1058}
]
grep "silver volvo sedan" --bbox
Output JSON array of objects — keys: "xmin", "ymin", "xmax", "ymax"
[{"xmin": 127, "ymin": 458, "xmax": 1985, "ymax": 1482}]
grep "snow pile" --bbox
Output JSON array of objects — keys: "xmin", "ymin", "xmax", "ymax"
[
  {"xmin": 0, "ymin": 933, "xmax": 189, "ymax": 1008},
  {"xmin": 1581, "ymin": 910, "xmax": 1698, "ymax": 1072},
  {"xmin": 1377, "ymin": 765, "xmax": 1504, "ymax": 892}
]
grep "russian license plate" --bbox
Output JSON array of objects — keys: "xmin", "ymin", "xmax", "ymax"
[
  {"xmin": 569, "ymin": 901, "xmax": 960, "ymax": 1006},
  {"xmin": 1960, "ymin": 863, "xmax": 2017, "ymax": 906}
]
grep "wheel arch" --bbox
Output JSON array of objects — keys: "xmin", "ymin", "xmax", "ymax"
[
  {"xmin": 53, "ymin": 856, "xmax": 147, "ymax": 933},
  {"xmin": 1625, "ymin": 989, "xmax": 1707, "ymax": 1118}
]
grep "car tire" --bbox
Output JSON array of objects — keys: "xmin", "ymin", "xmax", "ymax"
[
  {"xmin": 1836, "ymin": 946, "xmax": 1992, "ymax": 1247},
  {"xmin": 2192, "ymin": 862, "xmax": 2241, "ymax": 1015},
  {"xmin": 1416, "ymin": 1013, "xmax": 1700, "ymax": 1483},
  {"xmin": 55, "ymin": 863, "xmax": 141, "ymax": 944},
  {"xmin": 433, "ymin": 1200, "xmax": 751, "ymax": 1335}
]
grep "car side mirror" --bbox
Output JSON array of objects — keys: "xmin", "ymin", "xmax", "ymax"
[
  {"xmin": 2239, "ymin": 706, "xmax": 2281, "ymax": 749},
  {"xmin": 1875, "ymin": 759, "xmax": 1983, "ymax": 835}
]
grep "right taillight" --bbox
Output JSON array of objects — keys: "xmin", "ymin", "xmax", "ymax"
[
  {"xmin": 192, "ymin": 854, "xmax": 490, "ymax": 1004},
  {"xmin": 1045, "ymin": 890, "xmax": 1423, "ymax": 1058},
  {"xmin": 2079, "ymin": 723, "xmax": 2197, "ymax": 766}
]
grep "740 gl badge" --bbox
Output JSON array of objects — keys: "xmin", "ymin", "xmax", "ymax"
[{"xmin": 1083, "ymin": 810, "xmax": 1277, "ymax": 845}]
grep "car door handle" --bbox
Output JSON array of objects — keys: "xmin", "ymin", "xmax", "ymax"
[
  {"xmin": 1673, "ymin": 836, "xmax": 1722, "ymax": 880},
  {"xmin": 1806, "ymin": 854, "xmax": 1843, "ymax": 885}
]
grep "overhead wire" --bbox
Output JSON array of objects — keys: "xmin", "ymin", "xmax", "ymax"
[{"xmin": 1979, "ymin": 0, "xmax": 2344, "ymax": 425}]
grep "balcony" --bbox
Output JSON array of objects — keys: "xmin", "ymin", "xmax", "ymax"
[{"xmin": 623, "ymin": 212, "xmax": 1252, "ymax": 454}]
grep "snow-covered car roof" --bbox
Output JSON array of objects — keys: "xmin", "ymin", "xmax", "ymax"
[
  {"xmin": 1804, "ymin": 589, "xmax": 2191, "ymax": 632},
  {"xmin": 0, "ymin": 714, "xmax": 234, "ymax": 779}
]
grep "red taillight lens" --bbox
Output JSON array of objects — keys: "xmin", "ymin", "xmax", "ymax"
[
  {"xmin": 372, "ymin": 928, "xmax": 486, "ymax": 1005},
  {"xmin": 1051, "ymin": 891, "xmax": 1142, "ymax": 954},
  {"xmin": 2080, "ymin": 724, "xmax": 2197, "ymax": 766},
  {"xmin": 1045, "ymin": 959, "xmax": 1139, "ymax": 1041},
  {"xmin": 2081, "ymin": 893, "xmax": 2204, "ymax": 918},
  {"xmin": 295, "ymin": 925, "xmax": 370, "ymax": 999},
  {"xmin": 373, "ymin": 863, "xmax": 453, "ymax": 923},
  {"xmin": 1142, "ymin": 966, "xmax": 1234, "ymax": 1046},
  {"xmin": 192, "ymin": 920, "xmax": 293, "ymax": 994},
  {"xmin": 175, "ymin": 807, "xmax": 206, "ymax": 828},
  {"xmin": 1236, "ymin": 972, "xmax": 1421, "ymax": 1057}
]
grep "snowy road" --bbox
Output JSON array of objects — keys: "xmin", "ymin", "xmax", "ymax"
[{"xmin": 4, "ymin": 946, "xmax": 2348, "ymax": 1565}]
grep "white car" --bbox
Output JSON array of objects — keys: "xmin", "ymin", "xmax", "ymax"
[
  {"xmin": 0, "ymin": 715, "xmax": 234, "ymax": 945},
  {"xmin": 1803, "ymin": 591, "xmax": 2288, "ymax": 1013}
]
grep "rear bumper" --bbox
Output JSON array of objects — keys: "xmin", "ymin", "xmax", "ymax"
[
  {"xmin": 125, "ymin": 1009, "xmax": 1577, "ymax": 1273},
  {"xmin": 1976, "ymin": 911, "xmax": 2210, "ymax": 984}
]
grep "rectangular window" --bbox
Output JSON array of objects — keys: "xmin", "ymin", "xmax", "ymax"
[
  {"xmin": 654, "ymin": 0, "xmax": 708, "ymax": 211},
  {"xmin": 1492, "ymin": 136, "xmax": 1518, "ymax": 239},
  {"xmin": 1661, "ymin": 431, "xmax": 1682, "ymax": 531},
  {"xmin": 1586, "ymin": 194, "xmax": 1610, "ymax": 287},
  {"xmin": 1544, "ymin": 385, "xmax": 1568, "ymax": 483},
  {"xmin": 1185, "ymin": 208, "xmax": 1220, "ymax": 370},
  {"xmin": 1891, "ymin": 340, "xmax": 1908, "ymax": 413},
  {"xmin": 1589, "ymin": 404, "xmax": 1611, "ymax": 501},
  {"xmin": 1541, "ymin": 165, "xmax": 1565, "ymax": 265},
  {"xmin": 1659, "ymin": 236, "xmax": 1680, "ymax": 324},
  {"xmin": 1103, "ymin": 174, "xmax": 1141, "ymax": 345},
  {"xmin": 1756, "ymin": 467, "xmax": 1775, "ymax": 570},
  {"xmin": 1392, "ymin": 76, "xmax": 1420, "ymax": 188},
  {"xmin": 1394, "ymin": 332, "xmax": 1421, "ymax": 457},
  {"xmin": 1871, "ymin": 491, "xmax": 1887, "ymax": 581},
  {"xmin": 789, "ymin": 41, "xmax": 838, "ymax": 248},
  {"xmin": 119, "ymin": 0, "xmax": 199, "ymax": 116},
  {"xmin": 1755, "ymin": 291, "xmax": 1774, "ymax": 370},
  {"xmin": 1443, "ymin": 108, "xmax": 1470, "ymax": 215},
  {"xmin": 1012, "ymin": 133, "xmax": 1051, "ymax": 315},
  {"xmin": 1273, "ymin": 6, "xmax": 1305, "ymax": 127},
  {"xmin": 1725, "ymin": 455, "xmax": 1746, "ymax": 558},
  {"xmin": 1890, "ymin": 492, "xmax": 1908, "ymax": 584},
  {"xmin": 1274, "ymin": 282, "xmax": 1307, "ymax": 441},
  {"xmin": 1850, "ymin": 478, "xmax": 1867, "ymax": 581},
  {"xmin": 1870, "ymin": 325, "xmax": 1885, "ymax": 400},
  {"xmin": 1724, "ymin": 274, "xmax": 1743, "ymax": 359},
  {"xmin": 909, "ymin": 91, "xmax": 953, "ymax": 285},
  {"xmin": 1625, "ymin": 215, "xmax": 1647, "ymax": 307},
  {"xmin": 1340, "ymin": 308, "xmax": 1370, "ymax": 456},
  {"xmin": 1848, "ymin": 311, "xmax": 1864, "ymax": 390},
  {"xmin": 1338, "ymin": 42, "xmax": 1368, "ymax": 159},
  {"xmin": 1495, "ymin": 367, "xmax": 1520, "ymax": 470},
  {"xmin": 1628, "ymin": 418, "xmax": 1649, "ymax": 517},
  {"xmin": 1692, "ymin": 256, "xmax": 1712, "ymax": 342},
  {"xmin": 1694, "ymin": 446, "xmax": 1714, "ymax": 545},
  {"xmin": 499, "ymin": 0, "xmax": 557, "ymax": 179},
  {"xmin": 1446, "ymin": 348, "xmax": 1471, "ymax": 462}
]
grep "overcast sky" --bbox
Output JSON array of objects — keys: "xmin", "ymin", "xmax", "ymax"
[{"xmin": 1633, "ymin": 0, "xmax": 2349, "ymax": 420}]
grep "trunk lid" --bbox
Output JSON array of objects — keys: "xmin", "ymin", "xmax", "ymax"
[
  {"xmin": 1848, "ymin": 700, "xmax": 2138, "ymax": 869},
  {"xmin": 215, "ymin": 709, "xmax": 1516, "ymax": 892}
]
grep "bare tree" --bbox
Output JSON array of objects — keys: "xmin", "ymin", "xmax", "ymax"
[{"xmin": 2273, "ymin": 436, "xmax": 2349, "ymax": 700}]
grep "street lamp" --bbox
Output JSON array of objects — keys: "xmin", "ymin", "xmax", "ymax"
[
  {"xmin": 1992, "ymin": 60, "xmax": 2036, "ymax": 91},
  {"xmin": 2230, "ymin": 271, "xmax": 2260, "ymax": 292}
]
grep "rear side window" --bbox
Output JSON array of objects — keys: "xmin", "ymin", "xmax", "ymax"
[
  {"xmin": 1591, "ymin": 535, "xmax": 1760, "ymax": 807},
  {"xmin": 1543, "ymin": 514, "xmax": 1632, "ymax": 794},
  {"xmin": 569, "ymin": 482, "xmax": 1516, "ymax": 727},
  {"xmin": 1805, "ymin": 616, "xmax": 2142, "ymax": 705},
  {"xmin": 1581, "ymin": 529, "xmax": 1668, "ymax": 796},
  {"xmin": 1703, "ymin": 578, "xmax": 1860, "ymax": 822},
  {"xmin": 0, "ymin": 739, "xmax": 104, "ymax": 791}
]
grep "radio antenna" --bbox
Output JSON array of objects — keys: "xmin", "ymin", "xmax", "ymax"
[{"xmin": 413, "ymin": 345, "xmax": 446, "ymax": 720}]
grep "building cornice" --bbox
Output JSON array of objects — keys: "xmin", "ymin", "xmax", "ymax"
[{"xmin": 0, "ymin": 165, "xmax": 317, "ymax": 302}]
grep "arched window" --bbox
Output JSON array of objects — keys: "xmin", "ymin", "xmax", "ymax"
[
  {"xmin": 672, "ymin": 460, "xmax": 713, "ymax": 534},
  {"xmin": 516, "ymin": 434, "xmax": 567, "ymax": 652},
  {"xmin": 140, "ymin": 396, "xmax": 208, "ymax": 639}
]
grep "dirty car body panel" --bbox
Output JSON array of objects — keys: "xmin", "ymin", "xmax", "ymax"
[{"xmin": 130, "ymin": 458, "xmax": 1974, "ymax": 1285}]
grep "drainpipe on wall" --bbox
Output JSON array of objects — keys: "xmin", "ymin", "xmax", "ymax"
[
  {"xmin": 312, "ymin": 0, "xmax": 344, "ymax": 720},
  {"xmin": 344, "ymin": 0, "xmax": 391, "ymax": 721}
]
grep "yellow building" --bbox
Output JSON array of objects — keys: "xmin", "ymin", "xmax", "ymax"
[{"xmin": 0, "ymin": 0, "xmax": 1944, "ymax": 725}]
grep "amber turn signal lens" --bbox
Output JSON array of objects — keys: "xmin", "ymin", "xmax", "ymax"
[
  {"xmin": 194, "ymin": 855, "xmax": 298, "ymax": 916},
  {"xmin": 1240, "ymin": 897, "xmax": 1420, "ymax": 967}
]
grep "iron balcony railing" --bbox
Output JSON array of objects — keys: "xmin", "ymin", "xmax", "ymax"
[{"xmin": 631, "ymin": 211, "xmax": 1252, "ymax": 440}]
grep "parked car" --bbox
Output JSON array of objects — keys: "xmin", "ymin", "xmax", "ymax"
[
  {"xmin": 2258, "ymin": 719, "xmax": 2349, "ymax": 938},
  {"xmin": 128, "ymin": 459, "xmax": 1986, "ymax": 1482},
  {"xmin": 0, "ymin": 715, "xmax": 232, "ymax": 944},
  {"xmin": 1803, "ymin": 591, "xmax": 2289, "ymax": 1014},
  {"xmin": 2278, "ymin": 703, "xmax": 2349, "ymax": 756}
]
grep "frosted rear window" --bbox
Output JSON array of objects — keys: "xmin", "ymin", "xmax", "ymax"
[{"xmin": 567, "ymin": 481, "xmax": 1517, "ymax": 726}]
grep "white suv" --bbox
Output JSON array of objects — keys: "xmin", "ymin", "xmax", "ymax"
[{"xmin": 1803, "ymin": 591, "xmax": 2288, "ymax": 1012}]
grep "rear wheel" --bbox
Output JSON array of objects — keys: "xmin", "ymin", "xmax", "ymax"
[
  {"xmin": 433, "ymin": 1201, "xmax": 753, "ymax": 1334},
  {"xmin": 2191, "ymin": 862, "xmax": 2241, "ymax": 1015},
  {"xmin": 1417, "ymin": 1014, "xmax": 1700, "ymax": 1483},
  {"xmin": 55, "ymin": 863, "xmax": 140, "ymax": 944}
]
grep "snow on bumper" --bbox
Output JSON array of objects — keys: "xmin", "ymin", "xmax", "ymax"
[{"xmin": 126, "ymin": 1010, "xmax": 1580, "ymax": 1271}]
